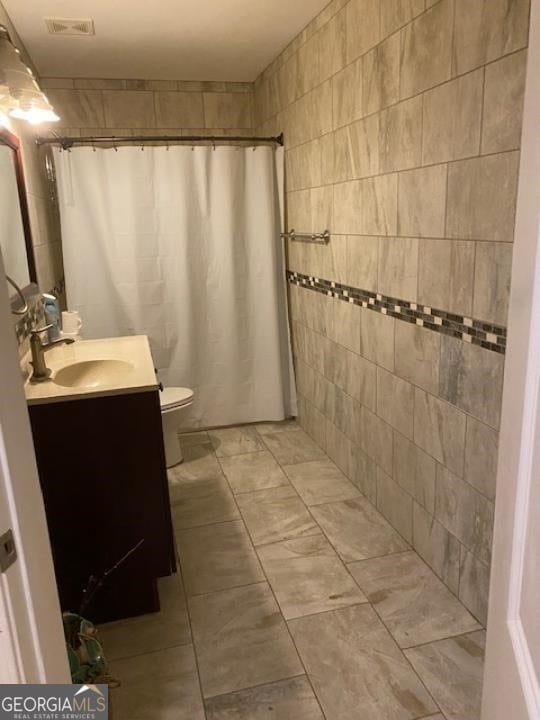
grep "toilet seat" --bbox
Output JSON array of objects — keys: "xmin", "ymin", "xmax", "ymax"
[{"xmin": 159, "ymin": 386, "xmax": 194, "ymax": 413}]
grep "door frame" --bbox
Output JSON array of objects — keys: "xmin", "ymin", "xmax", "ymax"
[{"xmin": 0, "ymin": 247, "xmax": 69, "ymax": 683}]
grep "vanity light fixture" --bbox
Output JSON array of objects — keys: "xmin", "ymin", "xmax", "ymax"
[{"xmin": 0, "ymin": 25, "xmax": 59, "ymax": 125}]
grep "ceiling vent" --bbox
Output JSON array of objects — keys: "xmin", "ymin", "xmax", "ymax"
[{"xmin": 45, "ymin": 17, "xmax": 95, "ymax": 36}]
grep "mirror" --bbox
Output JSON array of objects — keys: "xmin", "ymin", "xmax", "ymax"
[{"xmin": 0, "ymin": 127, "xmax": 36, "ymax": 305}]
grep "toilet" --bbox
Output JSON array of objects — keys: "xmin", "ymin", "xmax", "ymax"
[{"xmin": 159, "ymin": 387, "xmax": 195, "ymax": 468}]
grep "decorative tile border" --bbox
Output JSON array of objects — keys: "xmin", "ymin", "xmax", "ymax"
[
  {"xmin": 287, "ymin": 271, "xmax": 506, "ymax": 355},
  {"xmin": 13, "ymin": 276, "xmax": 65, "ymax": 348},
  {"xmin": 48, "ymin": 275, "xmax": 66, "ymax": 299},
  {"xmin": 15, "ymin": 296, "xmax": 45, "ymax": 346}
]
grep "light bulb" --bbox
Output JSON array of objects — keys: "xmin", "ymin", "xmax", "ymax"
[
  {"xmin": 9, "ymin": 106, "xmax": 60, "ymax": 124},
  {"xmin": 0, "ymin": 28, "xmax": 60, "ymax": 125}
]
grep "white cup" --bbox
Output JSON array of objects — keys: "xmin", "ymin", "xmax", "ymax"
[{"xmin": 62, "ymin": 310, "xmax": 83, "ymax": 335}]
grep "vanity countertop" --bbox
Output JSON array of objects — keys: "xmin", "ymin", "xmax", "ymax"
[{"xmin": 24, "ymin": 335, "xmax": 158, "ymax": 406}]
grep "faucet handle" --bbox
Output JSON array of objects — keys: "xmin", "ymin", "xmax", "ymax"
[{"xmin": 30, "ymin": 324, "xmax": 53, "ymax": 335}]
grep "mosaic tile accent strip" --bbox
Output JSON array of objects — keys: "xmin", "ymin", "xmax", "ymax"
[
  {"xmin": 287, "ymin": 271, "xmax": 506, "ymax": 355},
  {"xmin": 15, "ymin": 296, "xmax": 45, "ymax": 347},
  {"xmin": 13, "ymin": 276, "xmax": 65, "ymax": 348},
  {"xmin": 48, "ymin": 275, "xmax": 66, "ymax": 299}
]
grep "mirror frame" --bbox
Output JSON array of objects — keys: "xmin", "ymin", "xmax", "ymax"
[{"xmin": 0, "ymin": 126, "xmax": 38, "ymax": 297}]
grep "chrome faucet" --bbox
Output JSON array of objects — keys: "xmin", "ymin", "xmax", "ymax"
[{"xmin": 29, "ymin": 325, "xmax": 75, "ymax": 382}]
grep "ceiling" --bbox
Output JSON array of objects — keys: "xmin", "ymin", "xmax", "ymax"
[{"xmin": 3, "ymin": 0, "xmax": 330, "ymax": 82}]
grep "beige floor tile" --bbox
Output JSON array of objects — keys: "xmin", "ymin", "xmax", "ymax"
[
  {"xmin": 349, "ymin": 551, "xmax": 480, "ymax": 647},
  {"xmin": 283, "ymin": 459, "xmax": 361, "ymax": 505},
  {"xmin": 209, "ymin": 425, "xmax": 266, "ymax": 457},
  {"xmin": 170, "ymin": 474, "xmax": 240, "ymax": 529},
  {"xmin": 177, "ymin": 520, "xmax": 265, "ymax": 596},
  {"xmin": 189, "ymin": 582, "xmax": 303, "ymax": 698},
  {"xmin": 289, "ymin": 604, "xmax": 437, "ymax": 720},
  {"xmin": 219, "ymin": 451, "xmax": 290, "ymax": 494},
  {"xmin": 101, "ymin": 422, "xmax": 482, "ymax": 717},
  {"xmin": 255, "ymin": 420, "xmax": 301, "ymax": 435},
  {"xmin": 236, "ymin": 485, "xmax": 319, "ymax": 546},
  {"xmin": 205, "ymin": 676, "xmax": 324, "ymax": 719},
  {"xmin": 168, "ymin": 443, "xmax": 223, "ymax": 487},
  {"xmin": 257, "ymin": 532, "xmax": 367, "ymax": 619},
  {"xmin": 99, "ymin": 574, "xmax": 191, "ymax": 661},
  {"xmin": 405, "ymin": 631, "xmax": 486, "ymax": 720},
  {"xmin": 110, "ymin": 644, "xmax": 204, "ymax": 720},
  {"xmin": 310, "ymin": 497, "xmax": 409, "ymax": 562},
  {"xmin": 262, "ymin": 428, "xmax": 327, "ymax": 464},
  {"xmin": 179, "ymin": 431, "xmax": 210, "ymax": 448}
]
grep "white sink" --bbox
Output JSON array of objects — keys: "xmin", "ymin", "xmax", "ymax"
[{"xmin": 53, "ymin": 359, "xmax": 135, "ymax": 389}]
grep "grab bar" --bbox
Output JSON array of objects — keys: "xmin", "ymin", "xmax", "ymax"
[{"xmin": 280, "ymin": 229, "xmax": 330, "ymax": 244}]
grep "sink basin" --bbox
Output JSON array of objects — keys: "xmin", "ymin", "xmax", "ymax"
[
  {"xmin": 25, "ymin": 336, "xmax": 158, "ymax": 406},
  {"xmin": 54, "ymin": 359, "xmax": 135, "ymax": 389}
]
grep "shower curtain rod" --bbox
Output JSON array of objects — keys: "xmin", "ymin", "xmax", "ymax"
[{"xmin": 36, "ymin": 132, "xmax": 284, "ymax": 150}]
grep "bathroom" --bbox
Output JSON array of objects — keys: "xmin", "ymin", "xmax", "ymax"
[{"xmin": 0, "ymin": 0, "xmax": 538, "ymax": 718}]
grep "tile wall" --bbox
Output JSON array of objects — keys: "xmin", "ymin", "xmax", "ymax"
[
  {"xmin": 39, "ymin": 78, "xmax": 254, "ymax": 138},
  {"xmin": 253, "ymin": 0, "xmax": 531, "ymax": 623}
]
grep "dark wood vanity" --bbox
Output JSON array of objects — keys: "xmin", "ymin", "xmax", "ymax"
[{"xmin": 29, "ymin": 387, "xmax": 176, "ymax": 624}]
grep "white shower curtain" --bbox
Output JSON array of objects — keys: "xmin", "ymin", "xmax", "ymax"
[{"xmin": 54, "ymin": 144, "xmax": 296, "ymax": 428}]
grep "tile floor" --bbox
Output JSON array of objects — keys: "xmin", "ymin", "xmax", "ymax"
[{"xmin": 100, "ymin": 421, "xmax": 486, "ymax": 720}]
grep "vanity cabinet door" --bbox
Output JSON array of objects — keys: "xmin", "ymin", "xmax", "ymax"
[{"xmin": 29, "ymin": 389, "xmax": 176, "ymax": 623}]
